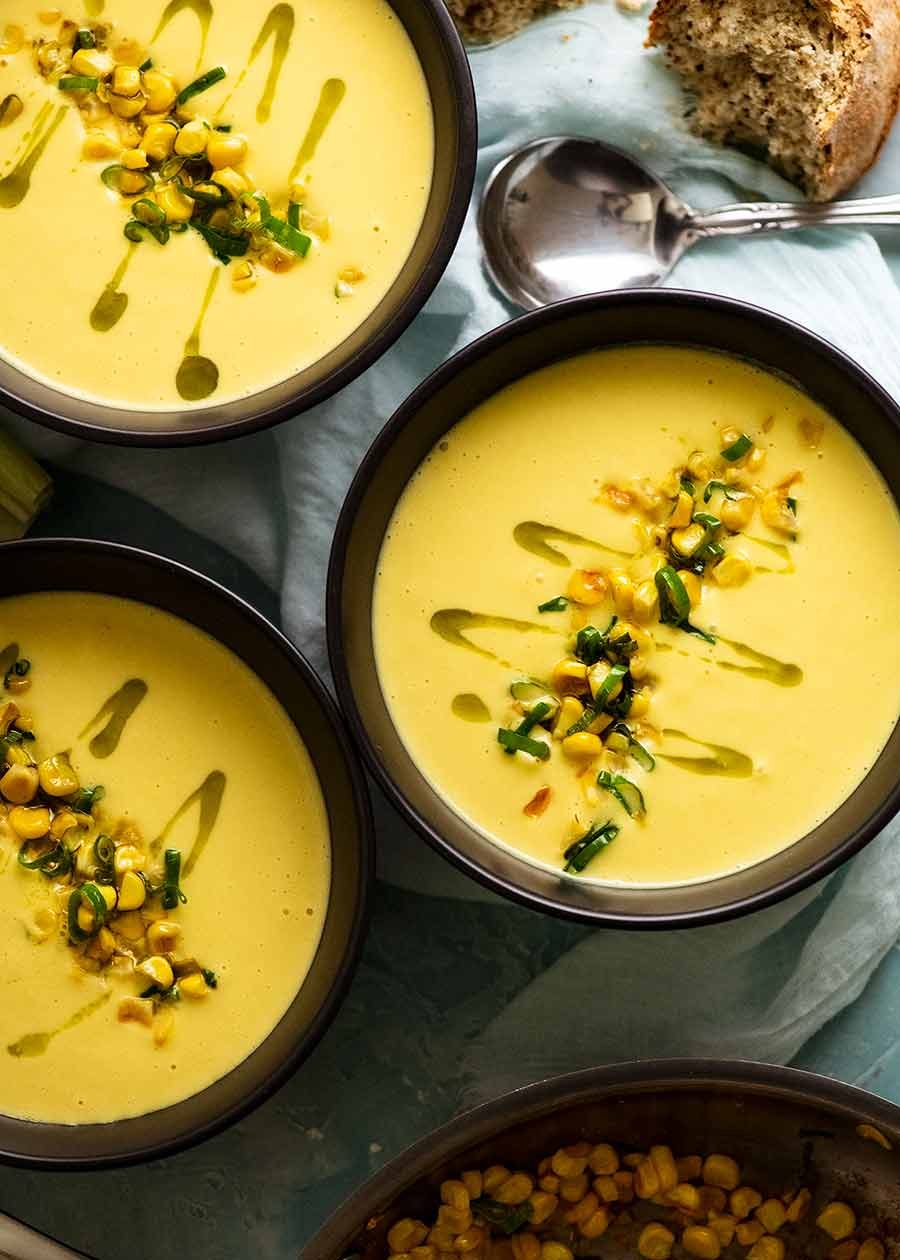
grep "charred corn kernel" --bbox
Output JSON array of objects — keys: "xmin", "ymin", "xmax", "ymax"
[
  {"xmin": 730, "ymin": 1187, "xmax": 763, "ymax": 1219},
  {"xmin": 829, "ymin": 1244, "xmax": 860, "ymax": 1260},
  {"xmin": 109, "ymin": 90, "xmax": 147, "ymax": 119},
  {"xmin": 682, "ymin": 1226, "xmax": 721, "ymax": 1259},
  {"xmin": 147, "ymin": 919, "xmax": 180, "ymax": 953},
  {"xmin": 566, "ymin": 569, "xmax": 607, "ymax": 606},
  {"xmin": 676, "ymin": 1155, "xmax": 703, "ymax": 1181},
  {"xmin": 461, "ymin": 1172, "xmax": 482, "ymax": 1199},
  {"xmin": 390, "ymin": 1221, "xmax": 430, "ymax": 1253},
  {"xmin": 510, "ymin": 1236, "xmax": 539, "ymax": 1260},
  {"xmin": 82, "ymin": 130, "xmax": 122, "ymax": 160},
  {"xmin": 638, "ymin": 1223, "xmax": 674, "ymax": 1259},
  {"xmin": 579, "ymin": 1206, "xmax": 611, "ymax": 1239},
  {"xmin": 748, "ymin": 1239, "xmax": 785, "ymax": 1260},
  {"xmin": 142, "ymin": 68, "xmax": 177, "ymax": 112},
  {"xmin": 174, "ymin": 118, "xmax": 209, "ymax": 156},
  {"xmin": 713, "ymin": 553, "xmax": 752, "ymax": 587},
  {"xmin": 232, "ymin": 260, "xmax": 256, "ymax": 293},
  {"xmin": 38, "ymin": 754, "xmax": 79, "ymax": 797},
  {"xmin": 594, "ymin": 1175, "xmax": 618, "ymax": 1202},
  {"xmin": 142, "ymin": 119, "xmax": 177, "ymax": 160},
  {"xmin": 708, "ymin": 1213, "xmax": 736, "ymax": 1247},
  {"xmin": 736, "ymin": 1221, "xmax": 765, "ymax": 1246},
  {"xmin": 589, "ymin": 1143, "xmax": 619, "ymax": 1175},
  {"xmin": 784, "ymin": 1188, "xmax": 810, "ymax": 1223},
  {"xmin": 817, "ymin": 1202, "xmax": 856, "ymax": 1241},
  {"xmin": 494, "ymin": 1173, "xmax": 533, "ymax": 1205},
  {"xmin": 698, "ymin": 1187, "xmax": 727, "ymax": 1214},
  {"xmin": 71, "ymin": 47, "xmax": 113, "ymax": 78},
  {"xmin": 112, "ymin": 64, "xmax": 142, "ymax": 96},
  {"xmin": 527, "ymin": 1191, "xmax": 557, "ymax": 1225},
  {"xmin": 608, "ymin": 569, "xmax": 633, "ymax": 613},
  {"xmin": 632, "ymin": 578, "xmax": 659, "ymax": 622},
  {"xmin": 856, "ymin": 1124, "xmax": 892, "ymax": 1150},
  {"xmin": 551, "ymin": 658, "xmax": 589, "ymax": 695},
  {"xmin": 152, "ymin": 1007, "xmax": 175, "ymax": 1047},
  {"xmin": 562, "ymin": 732, "xmax": 604, "ymax": 761},
  {"xmin": 634, "ymin": 1157, "xmax": 660, "ymax": 1199},
  {"xmin": 212, "ymin": 165, "xmax": 248, "ymax": 198},
  {"xmin": 156, "ymin": 181, "xmax": 194, "ymax": 222},
  {"xmin": 755, "ymin": 1199, "xmax": 786, "ymax": 1234},
  {"xmin": 137, "ymin": 955, "xmax": 174, "ymax": 990},
  {"xmin": 207, "ymin": 131, "xmax": 249, "ymax": 169},
  {"xmin": 858, "ymin": 1241, "xmax": 886, "ymax": 1260},
  {"xmin": 116, "ymin": 869, "xmax": 146, "ymax": 911},
  {"xmin": 648, "ymin": 1146, "xmax": 677, "ymax": 1193},
  {"xmin": 701, "ymin": 1157, "xmax": 739, "ymax": 1195},
  {"xmin": 482, "ymin": 1166, "xmax": 510, "ymax": 1194},
  {"xmin": 761, "ymin": 491, "xmax": 796, "ymax": 534},
  {"xmin": 613, "ymin": 1170, "xmax": 634, "ymax": 1202},
  {"xmin": 121, "ymin": 147, "xmax": 148, "ymax": 169},
  {"xmin": 179, "ymin": 971, "xmax": 209, "ymax": 998},
  {"xmin": 671, "ymin": 522, "xmax": 706, "ymax": 558},
  {"xmin": 666, "ymin": 1183, "xmax": 701, "ymax": 1212},
  {"xmin": 720, "ymin": 495, "xmax": 755, "ymax": 531},
  {"xmin": 670, "ymin": 490, "xmax": 694, "ymax": 528},
  {"xmin": 558, "ymin": 1173, "xmax": 589, "ymax": 1202},
  {"xmin": 540, "ymin": 1246, "xmax": 572, "ymax": 1260},
  {"xmin": 8, "ymin": 805, "xmax": 51, "ymax": 839},
  {"xmin": 0, "ymin": 764, "xmax": 38, "ymax": 804},
  {"xmin": 118, "ymin": 996, "xmax": 153, "ymax": 1025}
]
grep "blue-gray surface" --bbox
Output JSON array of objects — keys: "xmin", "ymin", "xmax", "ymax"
[{"xmin": 1, "ymin": 473, "xmax": 898, "ymax": 1260}]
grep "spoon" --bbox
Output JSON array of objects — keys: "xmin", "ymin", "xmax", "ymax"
[{"xmin": 479, "ymin": 135, "xmax": 900, "ymax": 308}]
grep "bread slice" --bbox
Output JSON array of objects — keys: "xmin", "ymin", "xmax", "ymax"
[
  {"xmin": 647, "ymin": 0, "xmax": 900, "ymax": 200},
  {"xmin": 445, "ymin": 0, "xmax": 583, "ymax": 43}
]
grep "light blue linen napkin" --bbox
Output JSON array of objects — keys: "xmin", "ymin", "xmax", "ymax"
[{"xmin": 5, "ymin": 1, "xmax": 900, "ymax": 1074}]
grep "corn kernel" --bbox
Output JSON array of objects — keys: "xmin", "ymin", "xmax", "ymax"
[
  {"xmin": 137, "ymin": 955, "xmax": 174, "ymax": 990},
  {"xmin": 152, "ymin": 1007, "xmax": 175, "ymax": 1047},
  {"xmin": 390, "ymin": 1221, "xmax": 431, "ymax": 1253},
  {"xmin": 179, "ymin": 971, "xmax": 209, "ymax": 998},
  {"xmin": 0, "ymin": 764, "xmax": 38, "ymax": 805},
  {"xmin": 817, "ymin": 1202, "xmax": 857, "ymax": 1241},
  {"xmin": 666, "ymin": 1183, "xmax": 701, "ymax": 1212},
  {"xmin": 527, "ymin": 1190, "xmax": 557, "ymax": 1225},
  {"xmin": 708, "ymin": 1212, "xmax": 736, "ymax": 1247},
  {"xmin": 588, "ymin": 1143, "xmax": 618, "ymax": 1175},
  {"xmin": 207, "ymin": 131, "xmax": 248, "ymax": 169},
  {"xmin": 676, "ymin": 1155, "xmax": 703, "ymax": 1181},
  {"xmin": 858, "ymin": 1242, "xmax": 886, "ymax": 1260},
  {"xmin": 736, "ymin": 1221, "xmax": 765, "ymax": 1246},
  {"xmin": 550, "ymin": 658, "xmax": 589, "ymax": 695},
  {"xmin": 608, "ymin": 569, "xmax": 633, "ymax": 613},
  {"xmin": 682, "ymin": 1225, "xmax": 721, "ymax": 1258},
  {"xmin": 669, "ymin": 490, "xmax": 694, "ymax": 528},
  {"xmin": 155, "ymin": 181, "xmax": 194, "ymax": 222},
  {"xmin": 121, "ymin": 147, "xmax": 148, "ymax": 169},
  {"xmin": 494, "ymin": 1173, "xmax": 533, "ymax": 1205},
  {"xmin": 566, "ymin": 569, "xmax": 607, "ymax": 607},
  {"xmin": 614, "ymin": 1170, "xmax": 634, "ymax": 1202},
  {"xmin": 784, "ymin": 1188, "xmax": 811, "ymax": 1223},
  {"xmin": 510, "ymin": 1236, "xmax": 539, "ymax": 1260},
  {"xmin": 748, "ymin": 1239, "xmax": 785, "ymax": 1260},
  {"xmin": 634, "ymin": 1158, "xmax": 660, "ymax": 1199},
  {"xmin": 720, "ymin": 495, "xmax": 755, "ymax": 531},
  {"xmin": 461, "ymin": 1172, "xmax": 482, "ymax": 1199},
  {"xmin": 638, "ymin": 1223, "xmax": 674, "ymax": 1259},
  {"xmin": 730, "ymin": 1187, "xmax": 763, "ymax": 1219},
  {"xmin": 117, "ymin": 996, "xmax": 153, "ymax": 1025},
  {"xmin": 594, "ymin": 1175, "xmax": 618, "ymax": 1202},
  {"xmin": 562, "ymin": 732, "xmax": 603, "ymax": 761},
  {"xmin": 698, "ymin": 1187, "xmax": 727, "ymax": 1214},
  {"xmin": 558, "ymin": 1173, "xmax": 589, "ymax": 1203},
  {"xmin": 829, "ymin": 1244, "xmax": 860, "ymax": 1260},
  {"xmin": 71, "ymin": 47, "xmax": 113, "ymax": 78},
  {"xmin": 632, "ymin": 578, "xmax": 659, "ymax": 622},
  {"xmin": 211, "ymin": 165, "xmax": 248, "ymax": 198},
  {"xmin": 755, "ymin": 1199, "xmax": 786, "ymax": 1234},
  {"xmin": 142, "ymin": 68, "xmax": 177, "ymax": 113},
  {"xmin": 482, "ymin": 1166, "xmax": 510, "ymax": 1194},
  {"xmin": 580, "ymin": 1206, "xmax": 611, "ymax": 1239},
  {"xmin": 540, "ymin": 1246, "xmax": 572, "ymax": 1260},
  {"xmin": 8, "ymin": 805, "xmax": 51, "ymax": 839}
]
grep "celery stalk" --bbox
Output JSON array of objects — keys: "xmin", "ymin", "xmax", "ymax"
[{"xmin": 0, "ymin": 429, "xmax": 52, "ymax": 540}]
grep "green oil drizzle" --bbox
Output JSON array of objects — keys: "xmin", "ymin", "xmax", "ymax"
[
  {"xmin": 659, "ymin": 729, "xmax": 754, "ymax": 778},
  {"xmin": 717, "ymin": 637, "xmax": 803, "ymax": 687},
  {"xmin": 0, "ymin": 642, "xmax": 19, "ymax": 682},
  {"xmin": 0, "ymin": 105, "xmax": 66, "ymax": 210},
  {"xmin": 452, "ymin": 693, "xmax": 491, "ymax": 722},
  {"xmin": 152, "ymin": 0, "xmax": 214, "ymax": 72},
  {"xmin": 512, "ymin": 521, "xmax": 631, "ymax": 568},
  {"xmin": 8, "ymin": 991, "xmax": 110, "ymax": 1059},
  {"xmin": 80, "ymin": 679, "xmax": 148, "ymax": 757},
  {"xmin": 89, "ymin": 243, "xmax": 138, "ymax": 333},
  {"xmin": 176, "ymin": 268, "xmax": 220, "ymax": 401},
  {"xmin": 153, "ymin": 770, "xmax": 226, "ymax": 876},
  {"xmin": 218, "ymin": 4, "xmax": 294, "ymax": 125},
  {"xmin": 431, "ymin": 609, "xmax": 557, "ymax": 664},
  {"xmin": 289, "ymin": 78, "xmax": 346, "ymax": 181}
]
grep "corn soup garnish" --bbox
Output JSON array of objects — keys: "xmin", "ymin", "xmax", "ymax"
[
  {"xmin": 0, "ymin": 659, "xmax": 217, "ymax": 1049},
  {"xmin": 383, "ymin": 1139, "xmax": 887, "ymax": 1260}
]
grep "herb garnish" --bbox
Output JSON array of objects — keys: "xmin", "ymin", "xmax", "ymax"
[
  {"xmin": 58, "ymin": 74, "xmax": 99, "ymax": 92},
  {"xmin": 537, "ymin": 595, "xmax": 569, "ymax": 613},
  {"xmin": 471, "ymin": 1198, "xmax": 533, "ymax": 1235},
  {"xmin": 721, "ymin": 433, "xmax": 753, "ymax": 462},
  {"xmin": 597, "ymin": 770, "xmax": 646, "ymax": 818},
  {"xmin": 161, "ymin": 848, "xmax": 187, "ymax": 911},
  {"xmin": 655, "ymin": 566, "xmax": 716, "ymax": 644},
  {"xmin": 497, "ymin": 728, "xmax": 550, "ymax": 759},
  {"xmin": 176, "ymin": 65, "xmax": 227, "ymax": 107},
  {"xmin": 563, "ymin": 820, "xmax": 619, "ymax": 873}
]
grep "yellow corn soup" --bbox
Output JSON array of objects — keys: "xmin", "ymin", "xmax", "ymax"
[
  {"xmin": 0, "ymin": 0, "xmax": 433, "ymax": 410},
  {"xmin": 0, "ymin": 592, "xmax": 330, "ymax": 1124},
  {"xmin": 374, "ymin": 347, "xmax": 900, "ymax": 886}
]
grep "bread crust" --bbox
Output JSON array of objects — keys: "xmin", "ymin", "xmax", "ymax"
[{"xmin": 647, "ymin": 0, "xmax": 900, "ymax": 200}]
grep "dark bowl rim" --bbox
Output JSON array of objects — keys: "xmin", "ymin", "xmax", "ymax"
[
  {"xmin": 0, "ymin": 0, "xmax": 477, "ymax": 449},
  {"xmin": 305, "ymin": 1056, "xmax": 900, "ymax": 1260},
  {"xmin": 0, "ymin": 537, "xmax": 374, "ymax": 1169},
  {"xmin": 326, "ymin": 286, "xmax": 900, "ymax": 929}
]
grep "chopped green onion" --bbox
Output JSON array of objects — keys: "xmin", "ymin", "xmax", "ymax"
[
  {"xmin": 93, "ymin": 833, "xmax": 116, "ymax": 883},
  {"xmin": 158, "ymin": 154, "xmax": 187, "ymax": 181},
  {"xmin": 161, "ymin": 848, "xmax": 186, "ymax": 910},
  {"xmin": 139, "ymin": 57, "xmax": 153, "ymax": 71},
  {"xmin": 176, "ymin": 65, "xmax": 226, "ymax": 106},
  {"xmin": 497, "ymin": 728, "xmax": 550, "ymax": 759},
  {"xmin": 597, "ymin": 770, "xmax": 646, "ymax": 817},
  {"xmin": 287, "ymin": 201, "xmax": 301, "ymax": 229},
  {"xmin": 680, "ymin": 477, "xmax": 695, "ymax": 496},
  {"xmin": 251, "ymin": 191, "xmax": 271, "ymax": 222},
  {"xmin": 471, "ymin": 1198, "xmax": 533, "ymax": 1235},
  {"xmin": 75, "ymin": 29, "xmax": 96, "ymax": 49},
  {"xmin": 68, "ymin": 882, "xmax": 107, "ymax": 941},
  {"xmin": 189, "ymin": 180, "xmax": 232, "ymax": 207},
  {"xmin": 124, "ymin": 219, "xmax": 170, "ymax": 245},
  {"xmin": 721, "ymin": 433, "xmax": 753, "ymax": 462},
  {"xmin": 0, "ymin": 95, "xmax": 24, "ymax": 128},
  {"xmin": 563, "ymin": 820, "xmax": 619, "ymax": 873},
  {"xmin": 18, "ymin": 840, "xmax": 73, "ymax": 878},
  {"xmin": 140, "ymin": 983, "xmax": 180, "ymax": 1002},
  {"xmin": 537, "ymin": 595, "xmax": 568, "ymax": 613},
  {"xmin": 628, "ymin": 735, "xmax": 656, "ymax": 773},
  {"xmin": 101, "ymin": 164, "xmax": 153, "ymax": 195},
  {"xmin": 575, "ymin": 618, "xmax": 618, "ymax": 666},
  {"xmin": 264, "ymin": 214, "xmax": 312, "ymax": 256},
  {"xmin": 214, "ymin": 123, "xmax": 232, "ymax": 132},
  {"xmin": 59, "ymin": 75, "xmax": 99, "ymax": 92},
  {"xmin": 3, "ymin": 657, "xmax": 30, "ymax": 688},
  {"xmin": 692, "ymin": 511, "xmax": 721, "ymax": 531},
  {"xmin": 191, "ymin": 221, "xmax": 248, "ymax": 262},
  {"xmin": 202, "ymin": 968, "xmax": 219, "ymax": 988},
  {"xmin": 703, "ymin": 479, "xmax": 740, "ymax": 503},
  {"xmin": 655, "ymin": 565, "xmax": 691, "ymax": 623},
  {"xmin": 68, "ymin": 784, "xmax": 104, "ymax": 813},
  {"xmin": 132, "ymin": 198, "xmax": 165, "ymax": 226},
  {"xmin": 509, "ymin": 678, "xmax": 552, "ymax": 706},
  {"xmin": 787, "ymin": 496, "xmax": 798, "ymax": 516},
  {"xmin": 502, "ymin": 700, "xmax": 553, "ymax": 756},
  {"xmin": 591, "ymin": 662, "xmax": 629, "ymax": 711}
]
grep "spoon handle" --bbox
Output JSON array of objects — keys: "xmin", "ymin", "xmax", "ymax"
[{"xmin": 686, "ymin": 193, "xmax": 900, "ymax": 238}]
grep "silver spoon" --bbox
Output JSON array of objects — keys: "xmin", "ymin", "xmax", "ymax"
[{"xmin": 479, "ymin": 135, "xmax": 900, "ymax": 308}]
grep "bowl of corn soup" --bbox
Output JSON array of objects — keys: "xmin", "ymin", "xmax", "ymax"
[
  {"xmin": 327, "ymin": 290, "xmax": 900, "ymax": 927},
  {"xmin": 0, "ymin": 538, "xmax": 372, "ymax": 1166},
  {"xmin": 0, "ymin": 0, "xmax": 475, "ymax": 444},
  {"xmin": 304, "ymin": 1060, "xmax": 900, "ymax": 1260}
]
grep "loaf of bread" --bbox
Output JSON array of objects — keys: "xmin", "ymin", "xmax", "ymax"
[
  {"xmin": 445, "ymin": 0, "xmax": 583, "ymax": 43},
  {"xmin": 647, "ymin": 0, "xmax": 900, "ymax": 200}
]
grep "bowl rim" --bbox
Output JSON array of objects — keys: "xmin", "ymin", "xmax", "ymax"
[
  {"xmin": 326, "ymin": 287, "xmax": 900, "ymax": 928},
  {"xmin": 0, "ymin": 537, "xmax": 374, "ymax": 1168},
  {"xmin": 305, "ymin": 1056, "xmax": 900, "ymax": 1260},
  {"xmin": 0, "ymin": 0, "xmax": 477, "ymax": 448}
]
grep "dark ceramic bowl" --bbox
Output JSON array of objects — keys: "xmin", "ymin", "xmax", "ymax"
[
  {"xmin": 0, "ymin": 0, "xmax": 476, "ymax": 447},
  {"xmin": 327, "ymin": 290, "xmax": 900, "ymax": 927},
  {"xmin": 306, "ymin": 1060, "xmax": 900, "ymax": 1260},
  {"xmin": 0, "ymin": 539, "xmax": 372, "ymax": 1167}
]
